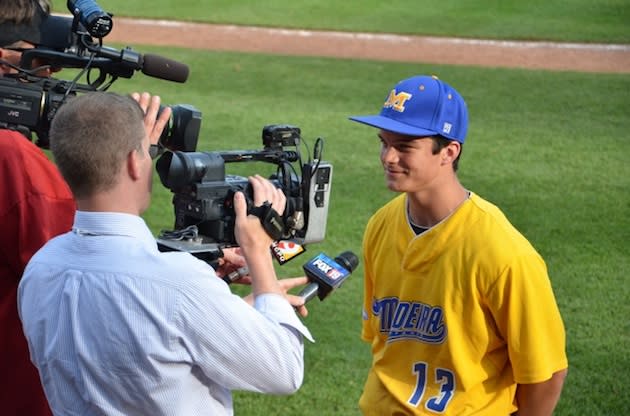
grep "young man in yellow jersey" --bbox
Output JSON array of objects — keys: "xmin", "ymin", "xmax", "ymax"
[{"xmin": 349, "ymin": 75, "xmax": 568, "ymax": 415}]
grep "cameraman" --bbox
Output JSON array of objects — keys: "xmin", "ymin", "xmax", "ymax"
[
  {"xmin": 18, "ymin": 91, "xmax": 312, "ymax": 416},
  {"xmin": 0, "ymin": 1, "xmax": 75, "ymax": 415}
]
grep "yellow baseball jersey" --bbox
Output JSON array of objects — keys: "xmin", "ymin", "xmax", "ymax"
[{"xmin": 360, "ymin": 193, "xmax": 567, "ymax": 415}]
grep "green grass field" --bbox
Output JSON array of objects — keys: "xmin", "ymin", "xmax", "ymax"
[
  {"xmin": 56, "ymin": 1, "xmax": 630, "ymax": 414},
  {"xmin": 59, "ymin": 0, "xmax": 630, "ymax": 43}
]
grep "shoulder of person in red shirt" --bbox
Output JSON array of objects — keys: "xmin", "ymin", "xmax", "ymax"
[{"xmin": 0, "ymin": 128, "xmax": 76, "ymax": 278}]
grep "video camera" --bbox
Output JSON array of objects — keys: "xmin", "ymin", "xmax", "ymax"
[
  {"xmin": 155, "ymin": 123, "xmax": 333, "ymax": 262},
  {"xmin": 0, "ymin": 0, "xmax": 333, "ymax": 263}
]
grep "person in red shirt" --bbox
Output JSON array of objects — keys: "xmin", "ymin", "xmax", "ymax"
[{"xmin": 1, "ymin": 1, "xmax": 76, "ymax": 415}]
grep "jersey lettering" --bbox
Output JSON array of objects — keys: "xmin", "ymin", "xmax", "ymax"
[{"xmin": 372, "ymin": 297, "xmax": 447, "ymax": 344}]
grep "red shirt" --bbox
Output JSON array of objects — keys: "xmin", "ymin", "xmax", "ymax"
[{"xmin": 0, "ymin": 130, "xmax": 75, "ymax": 416}]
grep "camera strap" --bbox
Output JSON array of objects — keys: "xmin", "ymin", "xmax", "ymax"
[{"xmin": 249, "ymin": 201, "xmax": 285, "ymax": 241}]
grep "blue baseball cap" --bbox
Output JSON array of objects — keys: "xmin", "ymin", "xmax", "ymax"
[{"xmin": 349, "ymin": 75, "xmax": 468, "ymax": 143}]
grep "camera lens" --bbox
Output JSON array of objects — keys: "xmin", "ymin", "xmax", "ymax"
[{"xmin": 156, "ymin": 151, "xmax": 224, "ymax": 190}]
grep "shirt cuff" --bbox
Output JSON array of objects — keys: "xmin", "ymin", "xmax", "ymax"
[{"xmin": 254, "ymin": 293, "xmax": 315, "ymax": 343}]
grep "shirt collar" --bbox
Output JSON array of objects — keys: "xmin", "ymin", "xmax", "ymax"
[{"xmin": 72, "ymin": 211, "xmax": 157, "ymax": 248}]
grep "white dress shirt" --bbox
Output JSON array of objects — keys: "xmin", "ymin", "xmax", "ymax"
[{"xmin": 18, "ymin": 211, "xmax": 312, "ymax": 416}]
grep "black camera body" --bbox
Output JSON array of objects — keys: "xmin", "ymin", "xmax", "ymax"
[
  {"xmin": 0, "ymin": 72, "xmax": 200, "ymax": 149},
  {"xmin": 0, "ymin": 76, "xmax": 76, "ymax": 147},
  {"xmin": 156, "ymin": 124, "xmax": 333, "ymax": 262}
]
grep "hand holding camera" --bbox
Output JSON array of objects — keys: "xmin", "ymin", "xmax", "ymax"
[{"xmin": 234, "ymin": 174, "xmax": 286, "ymax": 253}]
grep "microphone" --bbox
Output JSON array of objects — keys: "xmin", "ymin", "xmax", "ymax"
[
  {"xmin": 93, "ymin": 46, "xmax": 190, "ymax": 83},
  {"xmin": 141, "ymin": 54, "xmax": 190, "ymax": 83},
  {"xmin": 67, "ymin": 0, "xmax": 113, "ymax": 38},
  {"xmin": 299, "ymin": 251, "xmax": 359, "ymax": 302}
]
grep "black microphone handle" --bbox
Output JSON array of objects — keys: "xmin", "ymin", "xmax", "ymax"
[{"xmin": 299, "ymin": 282, "xmax": 320, "ymax": 303}]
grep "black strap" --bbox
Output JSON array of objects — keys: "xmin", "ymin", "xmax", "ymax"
[{"xmin": 249, "ymin": 201, "xmax": 285, "ymax": 241}]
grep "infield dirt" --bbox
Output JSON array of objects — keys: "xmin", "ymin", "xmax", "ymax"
[{"xmin": 106, "ymin": 17, "xmax": 630, "ymax": 74}]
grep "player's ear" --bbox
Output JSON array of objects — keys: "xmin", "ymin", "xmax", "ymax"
[{"xmin": 441, "ymin": 141, "xmax": 461, "ymax": 165}]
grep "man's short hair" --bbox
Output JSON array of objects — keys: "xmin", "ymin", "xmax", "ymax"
[{"xmin": 50, "ymin": 92, "xmax": 146, "ymax": 198}]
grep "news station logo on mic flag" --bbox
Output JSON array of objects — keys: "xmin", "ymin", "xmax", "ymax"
[
  {"xmin": 299, "ymin": 250, "xmax": 358, "ymax": 302},
  {"xmin": 271, "ymin": 240, "xmax": 306, "ymax": 265},
  {"xmin": 304, "ymin": 253, "xmax": 350, "ymax": 287}
]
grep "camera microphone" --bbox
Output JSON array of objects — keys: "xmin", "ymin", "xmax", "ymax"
[
  {"xmin": 141, "ymin": 54, "xmax": 190, "ymax": 83},
  {"xmin": 299, "ymin": 251, "xmax": 359, "ymax": 302},
  {"xmin": 92, "ymin": 46, "xmax": 190, "ymax": 83},
  {"xmin": 67, "ymin": 0, "xmax": 113, "ymax": 38}
]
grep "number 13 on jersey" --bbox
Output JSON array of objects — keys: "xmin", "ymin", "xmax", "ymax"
[{"xmin": 408, "ymin": 362, "xmax": 455, "ymax": 413}]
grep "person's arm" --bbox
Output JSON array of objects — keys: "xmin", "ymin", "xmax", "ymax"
[
  {"xmin": 233, "ymin": 174, "xmax": 286, "ymax": 297},
  {"xmin": 514, "ymin": 368, "xmax": 568, "ymax": 416},
  {"xmin": 180, "ymin": 176, "xmax": 311, "ymax": 394}
]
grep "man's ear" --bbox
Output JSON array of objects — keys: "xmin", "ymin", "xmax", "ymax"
[{"xmin": 127, "ymin": 149, "xmax": 142, "ymax": 181}]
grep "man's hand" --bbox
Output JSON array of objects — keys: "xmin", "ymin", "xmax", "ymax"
[
  {"xmin": 282, "ymin": 276, "xmax": 310, "ymax": 317},
  {"xmin": 233, "ymin": 175, "xmax": 286, "ymax": 253},
  {"xmin": 215, "ymin": 247, "xmax": 252, "ymax": 285},
  {"xmin": 130, "ymin": 92, "xmax": 171, "ymax": 145}
]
